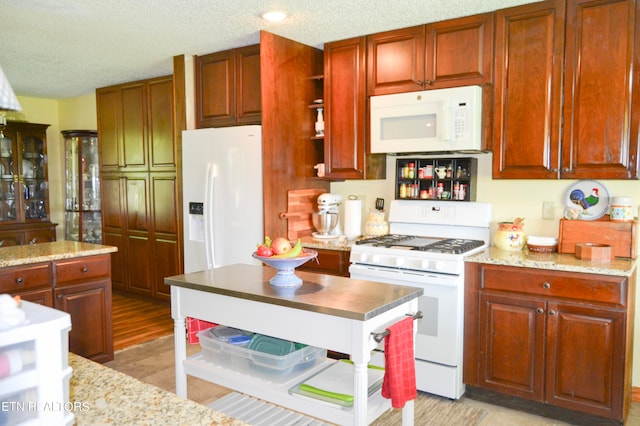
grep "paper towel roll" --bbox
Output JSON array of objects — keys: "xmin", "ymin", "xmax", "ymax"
[{"xmin": 344, "ymin": 196, "xmax": 362, "ymax": 239}]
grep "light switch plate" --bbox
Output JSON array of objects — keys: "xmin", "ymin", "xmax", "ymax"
[{"xmin": 542, "ymin": 201, "xmax": 555, "ymax": 220}]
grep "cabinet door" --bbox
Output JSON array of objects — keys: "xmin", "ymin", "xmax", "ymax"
[
  {"xmin": 96, "ymin": 87, "xmax": 121, "ymax": 172},
  {"xmin": 150, "ymin": 173, "xmax": 181, "ymax": 299},
  {"xmin": 493, "ymin": 0, "xmax": 565, "ymax": 179},
  {"xmin": 196, "ymin": 50, "xmax": 236, "ymax": 128},
  {"xmin": 479, "ymin": 291, "xmax": 546, "ymax": 402},
  {"xmin": 426, "ymin": 13, "xmax": 494, "ymax": 88},
  {"xmin": 235, "ymin": 45, "xmax": 262, "ymax": 125},
  {"xmin": 101, "ymin": 175, "xmax": 127, "ymax": 291},
  {"xmin": 54, "ymin": 278, "xmax": 113, "ymax": 363},
  {"xmin": 561, "ymin": 0, "xmax": 639, "ymax": 179},
  {"xmin": 324, "ymin": 37, "xmax": 367, "ymax": 179},
  {"xmin": 121, "ymin": 82, "xmax": 148, "ymax": 171},
  {"xmin": 125, "ymin": 175, "xmax": 152, "ymax": 295},
  {"xmin": 367, "ymin": 26, "xmax": 426, "ymax": 96},
  {"xmin": 24, "ymin": 228, "xmax": 55, "ymax": 245},
  {"xmin": 147, "ymin": 76, "xmax": 176, "ymax": 171},
  {"xmin": 546, "ymin": 301, "xmax": 625, "ymax": 418}
]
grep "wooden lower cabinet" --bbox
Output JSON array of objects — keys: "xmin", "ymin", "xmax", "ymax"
[
  {"xmin": 0, "ymin": 222, "xmax": 57, "ymax": 247},
  {"xmin": 298, "ymin": 248, "xmax": 350, "ymax": 277},
  {"xmin": 465, "ymin": 262, "xmax": 634, "ymax": 422},
  {"xmin": 0, "ymin": 254, "xmax": 114, "ymax": 363}
]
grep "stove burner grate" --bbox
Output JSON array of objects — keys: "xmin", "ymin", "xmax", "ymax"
[{"xmin": 355, "ymin": 235, "xmax": 485, "ymax": 254}]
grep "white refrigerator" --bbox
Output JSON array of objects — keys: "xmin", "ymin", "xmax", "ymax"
[{"xmin": 182, "ymin": 126, "xmax": 263, "ymax": 273}]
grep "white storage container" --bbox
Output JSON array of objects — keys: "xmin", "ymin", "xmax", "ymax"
[
  {"xmin": 197, "ymin": 329, "xmax": 326, "ymax": 383},
  {"xmin": 0, "ymin": 300, "xmax": 73, "ymax": 426}
]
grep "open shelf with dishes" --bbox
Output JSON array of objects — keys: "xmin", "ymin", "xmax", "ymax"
[{"xmin": 395, "ymin": 157, "xmax": 477, "ymax": 201}]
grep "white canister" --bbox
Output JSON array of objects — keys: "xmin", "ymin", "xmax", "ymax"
[{"xmin": 610, "ymin": 197, "xmax": 634, "ymax": 222}]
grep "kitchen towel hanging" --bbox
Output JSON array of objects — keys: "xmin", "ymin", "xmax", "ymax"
[
  {"xmin": 381, "ymin": 316, "xmax": 416, "ymax": 409},
  {"xmin": 343, "ymin": 195, "xmax": 362, "ymax": 240}
]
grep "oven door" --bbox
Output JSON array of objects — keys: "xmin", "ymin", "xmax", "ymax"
[{"xmin": 349, "ymin": 263, "xmax": 461, "ymax": 367}]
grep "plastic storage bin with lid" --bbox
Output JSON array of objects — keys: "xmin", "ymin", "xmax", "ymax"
[{"xmin": 197, "ymin": 328, "xmax": 326, "ymax": 383}]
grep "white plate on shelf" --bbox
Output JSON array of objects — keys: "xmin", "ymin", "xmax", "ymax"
[{"xmin": 564, "ymin": 179, "xmax": 610, "ymax": 220}]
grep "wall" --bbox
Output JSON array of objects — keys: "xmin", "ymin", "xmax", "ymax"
[{"xmin": 331, "ymin": 153, "xmax": 640, "ymax": 388}]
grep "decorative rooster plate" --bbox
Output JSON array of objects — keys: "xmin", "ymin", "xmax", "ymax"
[{"xmin": 564, "ymin": 180, "xmax": 610, "ymax": 220}]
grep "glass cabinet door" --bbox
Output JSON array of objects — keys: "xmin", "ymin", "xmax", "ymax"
[
  {"xmin": 0, "ymin": 129, "xmax": 17, "ymax": 222},
  {"xmin": 21, "ymin": 133, "xmax": 48, "ymax": 221},
  {"xmin": 63, "ymin": 130, "xmax": 101, "ymax": 243}
]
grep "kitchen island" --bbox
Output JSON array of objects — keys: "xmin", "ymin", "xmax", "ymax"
[
  {"xmin": 165, "ymin": 263, "xmax": 423, "ymax": 426},
  {"xmin": 0, "ymin": 241, "xmax": 118, "ymax": 362}
]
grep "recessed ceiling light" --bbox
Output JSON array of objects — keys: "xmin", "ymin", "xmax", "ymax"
[{"xmin": 261, "ymin": 11, "xmax": 287, "ymax": 22}]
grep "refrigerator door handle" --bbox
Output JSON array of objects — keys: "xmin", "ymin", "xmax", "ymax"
[{"xmin": 204, "ymin": 163, "xmax": 217, "ymax": 269}]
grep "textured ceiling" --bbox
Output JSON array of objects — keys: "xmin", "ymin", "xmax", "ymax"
[{"xmin": 0, "ymin": 0, "xmax": 538, "ymax": 100}]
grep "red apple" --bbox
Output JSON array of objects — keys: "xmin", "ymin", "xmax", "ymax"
[{"xmin": 271, "ymin": 237, "xmax": 291, "ymax": 255}]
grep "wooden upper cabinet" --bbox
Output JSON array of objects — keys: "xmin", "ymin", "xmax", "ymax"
[
  {"xmin": 324, "ymin": 36, "xmax": 385, "ymax": 180},
  {"xmin": 147, "ymin": 76, "xmax": 176, "ymax": 171},
  {"xmin": 97, "ymin": 76, "xmax": 174, "ymax": 173},
  {"xmin": 561, "ymin": 0, "xmax": 640, "ymax": 179},
  {"xmin": 493, "ymin": 0, "xmax": 565, "ymax": 179},
  {"xmin": 196, "ymin": 44, "xmax": 261, "ymax": 128},
  {"xmin": 493, "ymin": 0, "xmax": 640, "ymax": 179},
  {"xmin": 367, "ymin": 13, "xmax": 494, "ymax": 96}
]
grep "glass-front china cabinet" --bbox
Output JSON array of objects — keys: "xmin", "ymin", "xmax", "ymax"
[
  {"xmin": 63, "ymin": 130, "xmax": 102, "ymax": 243},
  {"xmin": 0, "ymin": 120, "xmax": 56, "ymax": 246}
]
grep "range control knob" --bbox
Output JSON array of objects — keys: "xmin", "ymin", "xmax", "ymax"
[
  {"xmin": 395, "ymin": 257, "xmax": 405, "ymax": 267},
  {"xmin": 420, "ymin": 260, "xmax": 431, "ymax": 269},
  {"xmin": 372, "ymin": 254, "xmax": 381, "ymax": 263},
  {"xmin": 434, "ymin": 261, "xmax": 445, "ymax": 271},
  {"xmin": 359, "ymin": 253, "xmax": 368, "ymax": 262}
]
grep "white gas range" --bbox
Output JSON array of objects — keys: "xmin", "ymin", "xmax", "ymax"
[{"xmin": 349, "ymin": 200, "xmax": 492, "ymax": 399}]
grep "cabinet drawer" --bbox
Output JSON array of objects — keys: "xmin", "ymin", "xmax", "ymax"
[
  {"xmin": 480, "ymin": 265, "xmax": 626, "ymax": 306},
  {"xmin": 55, "ymin": 255, "xmax": 110, "ymax": 284},
  {"xmin": 0, "ymin": 263, "xmax": 52, "ymax": 293},
  {"xmin": 298, "ymin": 249, "xmax": 350, "ymax": 277}
]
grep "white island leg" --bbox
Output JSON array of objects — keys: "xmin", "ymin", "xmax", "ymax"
[{"xmin": 172, "ymin": 287, "xmax": 188, "ymax": 397}]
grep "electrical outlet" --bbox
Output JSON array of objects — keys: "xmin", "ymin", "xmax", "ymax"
[{"xmin": 542, "ymin": 201, "xmax": 555, "ymax": 220}]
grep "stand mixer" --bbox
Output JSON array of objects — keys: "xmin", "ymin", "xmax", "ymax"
[{"xmin": 313, "ymin": 193, "xmax": 343, "ymax": 238}]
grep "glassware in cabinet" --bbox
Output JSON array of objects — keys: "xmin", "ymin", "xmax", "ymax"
[{"xmin": 62, "ymin": 130, "xmax": 102, "ymax": 243}]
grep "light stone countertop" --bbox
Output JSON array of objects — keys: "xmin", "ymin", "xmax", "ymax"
[
  {"xmin": 69, "ymin": 353, "xmax": 247, "ymax": 426},
  {"xmin": 466, "ymin": 246, "xmax": 637, "ymax": 277},
  {"xmin": 0, "ymin": 241, "xmax": 117, "ymax": 268},
  {"xmin": 300, "ymin": 235, "xmax": 353, "ymax": 252}
]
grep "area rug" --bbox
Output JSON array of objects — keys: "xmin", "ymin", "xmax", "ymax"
[{"xmin": 105, "ymin": 335, "xmax": 488, "ymax": 425}]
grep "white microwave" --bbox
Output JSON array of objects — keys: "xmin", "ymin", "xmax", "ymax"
[{"xmin": 370, "ymin": 85, "xmax": 483, "ymax": 154}]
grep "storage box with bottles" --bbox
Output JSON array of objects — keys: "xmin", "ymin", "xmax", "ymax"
[{"xmin": 395, "ymin": 157, "xmax": 477, "ymax": 201}]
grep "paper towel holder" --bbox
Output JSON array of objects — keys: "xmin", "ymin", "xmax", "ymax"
[{"xmin": 344, "ymin": 195, "xmax": 362, "ymax": 240}]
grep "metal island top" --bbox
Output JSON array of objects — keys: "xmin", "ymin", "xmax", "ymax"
[{"xmin": 164, "ymin": 263, "xmax": 422, "ymax": 321}]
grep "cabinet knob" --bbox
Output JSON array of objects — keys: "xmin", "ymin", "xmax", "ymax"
[
  {"xmin": 562, "ymin": 167, "xmax": 570, "ymax": 173},
  {"xmin": 543, "ymin": 282, "xmax": 551, "ymax": 289},
  {"xmin": 536, "ymin": 308, "xmax": 544, "ymax": 314},
  {"xmin": 423, "ymin": 80, "xmax": 433, "ymax": 86},
  {"xmin": 57, "ymin": 294, "xmax": 63, "ymax": 300},
  {"xmin": 549, "ymin": 310, "xmax": 556, "ymax": 316},
  {"xmin": 415, "ymin": 80, "xmax": 423, "ymax": 87},
  {"xmin": 15, "ymin": 277, "xmax": 24, "ymax": 285},
  {"xmin": 82, "ymin": 267, "xmax": 89, "ymax": 273}
]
